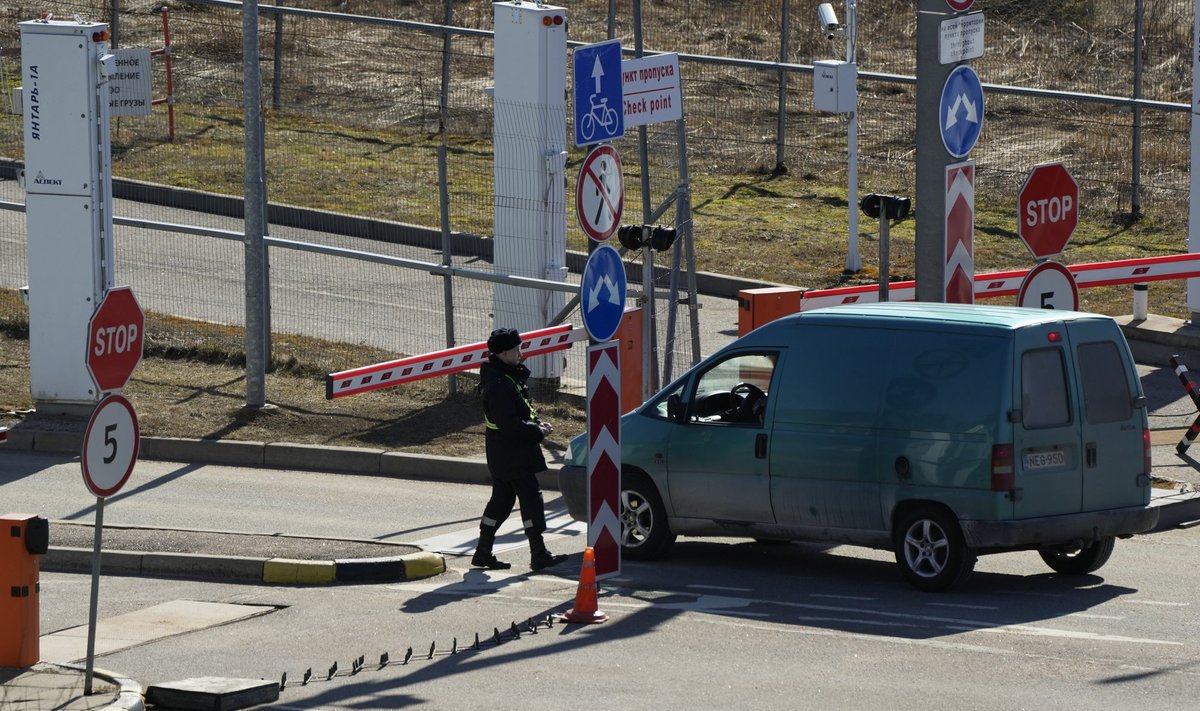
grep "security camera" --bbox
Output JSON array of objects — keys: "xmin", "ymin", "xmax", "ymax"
[{"xmin": 817, "ymin": 3, "xmax": 840, "ymax": 39}]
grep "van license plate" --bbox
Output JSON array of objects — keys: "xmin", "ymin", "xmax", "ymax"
[{"xmin": 1023, "ymin": 450, "xmax": 1066, "ymax": 470}]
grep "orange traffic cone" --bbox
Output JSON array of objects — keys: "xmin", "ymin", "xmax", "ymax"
[{"xmin": 561, "ymin": 547, "xmax": 608, "ymax": 624}]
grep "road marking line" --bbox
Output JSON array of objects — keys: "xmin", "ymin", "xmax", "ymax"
[
  {"xmin": 1125, "ymin": 599, "xmax": 1190, "ymax": 607},
  {"xmin": 811, "ymin": 593, "xmax": 876, "ymax": 601}
]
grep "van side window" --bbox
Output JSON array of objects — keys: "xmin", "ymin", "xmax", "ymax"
[
  {"xmin": 776, "ymin": 326, "xmax": 886, "ymax": 427},
  {"xmin": 1077, "ymin": 342, "xmax": 1133, "ymax": 424},
  {"xmin": 1021, "ymin": 348, "xmax": 1071, "ymax": 428},
  {"xmin": 690, "ymin": 353, "xmax": 778, "ymax": 425},
  {"xmin": 879, "ymin": 332, "xmax": 1005, "ymax": 434}
]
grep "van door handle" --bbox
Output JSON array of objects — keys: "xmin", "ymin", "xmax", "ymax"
[
  {"xmin": 755, "ymin": 433, "xmax": 768, "ymax": 459},
  {"xmin": 1085, "ymin": 442, "xmax": 1097, "ymax": 468}
]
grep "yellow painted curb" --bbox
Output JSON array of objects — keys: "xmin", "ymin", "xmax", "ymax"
[
  {"xmin": 402, "ymin": 552, "xmax": 446, "ymax": 580},
  {"xmin": 263, "ymin": 558, "xmax": 336, "ymax": 584}
]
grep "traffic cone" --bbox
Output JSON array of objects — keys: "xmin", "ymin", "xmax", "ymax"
[{"xmin": 561, "ymin": 547, "xmax": 608, "ymax": 624}]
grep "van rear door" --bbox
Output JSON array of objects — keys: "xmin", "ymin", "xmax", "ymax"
[
  {"xmin": 1064, "ymin": 320, "xmax": 1149, "ymax": 510},
  {"xmin": 1013, "ymin": 323, "xmax": 1083, "ymax": 518}
]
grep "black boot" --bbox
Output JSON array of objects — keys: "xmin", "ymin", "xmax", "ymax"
[
  {"xmin": 471, "ymin": 530, "xmax": 511, "ymax": 570},
  {"xmin": 528, "ymin": 535, "xmax": 567, "ymax": 571}
]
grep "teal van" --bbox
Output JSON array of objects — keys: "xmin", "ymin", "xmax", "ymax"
[{"xmin": 559, "ymin": 303, "xmax": 1158, "ymax": 591}]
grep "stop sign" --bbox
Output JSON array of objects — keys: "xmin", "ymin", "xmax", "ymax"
[
  {"xmin": 87, "ymin": 286, "xmax": 145, "ymax": 393},
  {"xmin": 1018, "ymin": 162, "xmax": 1078, "ymax": 260}
]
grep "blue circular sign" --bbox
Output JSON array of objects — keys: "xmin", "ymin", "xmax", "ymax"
[
  {"xmin": 580, "ymin": 245, "xmax": 627, "ymax": 342},
  {"xmin": 940, "ymin": 65, "xmax": 984, "ymax": 158}
]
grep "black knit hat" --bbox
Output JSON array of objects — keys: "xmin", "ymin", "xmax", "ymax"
[{"xmin": 487, "ymin": 328, "xmax": 521, "ymax": 354}]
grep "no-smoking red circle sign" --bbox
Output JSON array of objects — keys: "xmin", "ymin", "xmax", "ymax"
[{"xmin": 576, "ymin": 145, "xmax": 624, "ymax": 242}]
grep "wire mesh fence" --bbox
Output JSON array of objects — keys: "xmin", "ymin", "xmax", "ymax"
[{"xmin": 0, "ymin": 0, "xmax": 1196, "ymax": 399}]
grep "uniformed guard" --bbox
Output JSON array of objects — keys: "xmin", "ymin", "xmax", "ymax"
[{"xmin": 471, "ymin": 328, "xmax": 569, "ymax": 571}]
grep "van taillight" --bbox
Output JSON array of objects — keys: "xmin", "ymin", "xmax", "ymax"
[
  {"xmin": 991, "ymin": 444, "xmax": 1014, "ymax": 491},
  {"xmin": 1143, "ymin": 428, "xmax": 1152, "ymax": 475}
]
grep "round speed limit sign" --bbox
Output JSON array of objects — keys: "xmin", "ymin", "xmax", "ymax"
[{"xmin": 82, "ymin": 394, "xmax": 140, "ymax": 497}]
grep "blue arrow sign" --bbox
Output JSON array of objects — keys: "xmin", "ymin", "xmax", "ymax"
[
  {"xmin": 573, "ymin": 40, "xmax": 624, "ymax": 147},
  {"xmin": 580, "ymin": 244, "xmax": 627, "ymax": 342},
  {"xmin": 940, "ymin": 65, "xmax": 984, "ymax": 158}
]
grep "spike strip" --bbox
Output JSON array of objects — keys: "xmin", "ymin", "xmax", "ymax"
[{"xmin": 325, "ymin": 324, "xmax": 586, "ymax": 399}]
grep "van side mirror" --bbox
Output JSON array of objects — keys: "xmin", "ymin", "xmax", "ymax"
[{"xmin": 667, "ymin": 394, "xmax": 684, "ymax": 423}]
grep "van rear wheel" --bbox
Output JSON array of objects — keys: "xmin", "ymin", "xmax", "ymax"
[
  {"xmin": 1038, "ymin": 536, "xmax": 1115, "ymax": 575},
  {"xmin": 620, "ymin": 470, "xmax": 675, "ymax": 561},
  {"xmin": 894, "ymin": 506, "xmax": 975, "ymax": 592}
]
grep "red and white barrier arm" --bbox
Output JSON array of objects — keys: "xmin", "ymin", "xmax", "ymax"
[
  {"xmin": 799, "ymin": 252, "xmax": 1200, "ymax": 311},
  {"xmin": 325, "ymin": 324, "xmax": 588, "ymax": 400}
]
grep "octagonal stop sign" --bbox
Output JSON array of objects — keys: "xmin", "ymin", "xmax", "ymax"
[
  {"xmin": 87, "ymin": 286, "xmax": 145, "ymax": 393},
  {"xmin": 1018, "ymin": 162, "xmax": 1078, "ymax": 260}
]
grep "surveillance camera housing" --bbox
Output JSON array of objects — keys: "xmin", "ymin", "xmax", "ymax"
[{"xmin": 817, "ymin": 3, "xmax": 839, "ymax": 33}]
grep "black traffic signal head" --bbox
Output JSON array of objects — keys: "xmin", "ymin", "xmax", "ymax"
[
  {"xmin": 617, "ymin": 224, "xmax": 645, "ymax": 250},
  {"xmin": 650, "ymin": 225, "xmax": 677, "ymax": 251},
  {"xmin": 860, "ymin": 193, "xmax": 911, "ymax": 222}
]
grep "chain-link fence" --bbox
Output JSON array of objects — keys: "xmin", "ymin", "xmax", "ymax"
[{"xmin": 0, "ymin": 0, "xmax": 1194, "ymax": 397}]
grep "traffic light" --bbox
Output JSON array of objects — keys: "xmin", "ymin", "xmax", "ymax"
[
  {"xmin": 617, "ymin": 224, "xmax": 677, "ymax": 251},
  {"xmin": 617, "ymin": 224, "xmax": 645, "ymax": 250},
  {"xmin": 860, "ymin": 193, "xmax": 911, "ymax": 222},
  {"xmin": 650, "ymin": 225, "xmax": 677, "ymax": 251}
]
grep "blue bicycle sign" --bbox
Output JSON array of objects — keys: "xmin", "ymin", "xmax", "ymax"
[{"xmin": 573, "ymin": 40, "xmax": 624, "ymax": 147}]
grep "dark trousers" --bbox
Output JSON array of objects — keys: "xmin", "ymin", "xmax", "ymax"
[{"xmin": 479, "ymin": 472, "xmax": 547, "ymax": 542}]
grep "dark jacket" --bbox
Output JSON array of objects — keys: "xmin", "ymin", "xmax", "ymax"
[{"xmin": 480, "ymin": 357, "xmax": 547, "ymax": 480}]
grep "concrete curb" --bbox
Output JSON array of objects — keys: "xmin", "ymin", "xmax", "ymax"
[
  {"xmin": 50, "ymin": 662, "xmax": 145, "ymax": 711},
  {"xmin": 42, "ymin": 546, "xmax": 446, "ymax": 585},
  {"xmin": 8, "ymin": 430, "xmax": 565, "ymax": 489}
]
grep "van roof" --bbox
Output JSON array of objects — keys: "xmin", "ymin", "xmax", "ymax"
[{"xmin": 790, "ymin": 302, "xmax": 1108, "ymax": 329}]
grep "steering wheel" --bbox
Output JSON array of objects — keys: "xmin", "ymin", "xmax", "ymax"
[{"xmin": 731, "ymin": 382, "xmax": 767, "ymax": 423}]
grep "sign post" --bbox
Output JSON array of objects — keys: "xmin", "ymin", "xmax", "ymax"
[
  {"xmin": 581, "ymin": 245, "xmax": 627, "ymax": 579},
  {"xmin": 81, "ymin": 285, "xmax": 141, "ymax": 695},
  {"xmin": 1018, "ymin": 162, "xmax": 1079, "ymax": 260}
]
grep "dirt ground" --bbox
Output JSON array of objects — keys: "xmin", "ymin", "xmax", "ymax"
[{"xmin": 0, "ymin": 333, "xmax": 587, "ymax": 462}]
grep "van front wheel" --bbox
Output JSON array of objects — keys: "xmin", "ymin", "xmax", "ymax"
[
  {"xmin": 620, "ymin": 470, "xmax": 676, "ymax": 561},
  {"xmin": 894, "ymin": 507, "xmax": 976, "ymax": 592},
  {"xmin": 1038, "ymin": 536, "xmax": 1115, "ymax": 575}
]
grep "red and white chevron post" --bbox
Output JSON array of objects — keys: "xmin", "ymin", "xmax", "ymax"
[
  {"xmin": 325, "ymin": 324, "xmax": 586, "ymax": 399},
  {"xmin": 587, "ymin": 341, "xmax": 621, "ymax": 579},
  {"xmin": 945, "ymin": 160, "xmax": 975, "ymax": 304}
]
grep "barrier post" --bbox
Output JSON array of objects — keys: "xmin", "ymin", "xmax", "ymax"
[
  {"xmin": 1169, "ymin": 354, "xmax": 1200, "ymax": 454},
  {"xmin": 0, "ymin": 513, "xmax": 49, "ymax": 667}
]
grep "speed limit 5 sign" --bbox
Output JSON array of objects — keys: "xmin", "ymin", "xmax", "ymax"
[{"xmin": 82, "ymin": 394, "xmax": 140, "ymax": 497}]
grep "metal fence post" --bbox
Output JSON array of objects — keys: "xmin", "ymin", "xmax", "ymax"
[
  {"xmin": 775, "ymin": 0, "xmax": 790, "ymax": 173},
  {"xmin": 243, "ymin": 0, "xmax": 267, "ymax": 408},
  {"xmin": 1132, "ymin": 0, "xmax": 1144, "ymax": 218},
  {"xmin": 272, "ymin": 0, "xmax": 284, "ymax": 110},
  {"xmin": 439, "ymin": 0, "xmax": 457, "ymax": 395}
]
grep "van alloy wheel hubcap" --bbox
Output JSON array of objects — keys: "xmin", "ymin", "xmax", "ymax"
[{"xmin": 905, "ymin": 520, "xmax": 948, "ymax": 577}]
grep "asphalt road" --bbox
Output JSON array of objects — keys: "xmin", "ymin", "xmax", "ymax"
[{"xmin": 5, "ymin": 457, "xmax": 1197, "ymax": 710}]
